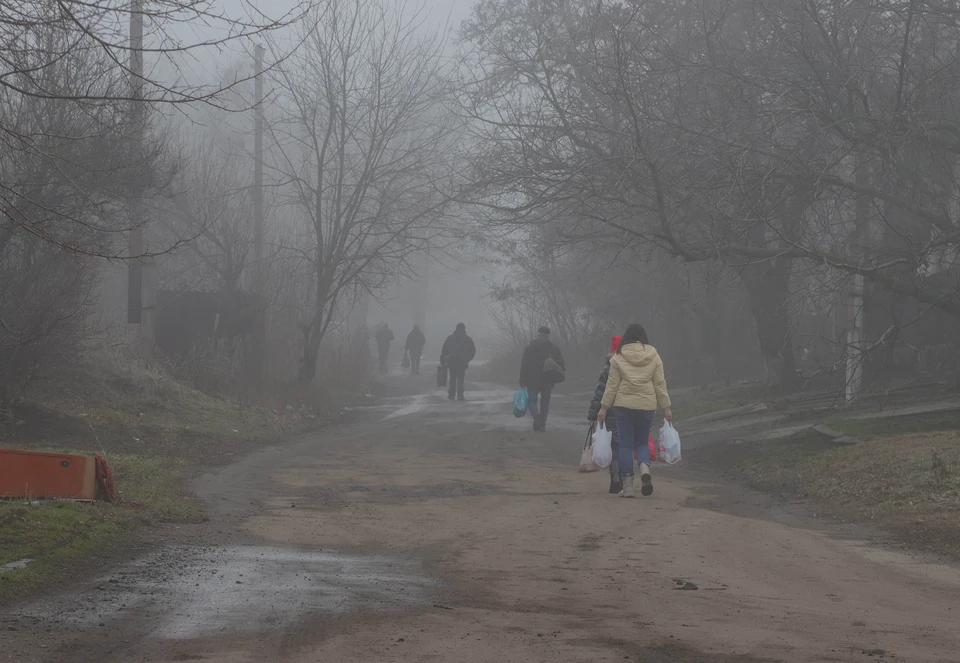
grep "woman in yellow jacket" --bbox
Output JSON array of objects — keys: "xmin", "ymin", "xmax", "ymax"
[{"xmin": 598, "ymin": 324, "xmax": 673, "ymax": 498}]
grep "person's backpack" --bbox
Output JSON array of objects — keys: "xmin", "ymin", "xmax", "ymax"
[{"xmin": 542, "ymin": 356, "xmax": 565, "ymax": 384}]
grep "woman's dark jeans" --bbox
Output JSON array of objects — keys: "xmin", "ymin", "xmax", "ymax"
[{"xmin": 613, "ymin": 407, "xmax": 654, "ymax": 477}]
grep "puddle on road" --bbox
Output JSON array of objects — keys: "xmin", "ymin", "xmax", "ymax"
[{"xmin": 14, "ymin": 545, "xmax": 436, "ymax": 640}]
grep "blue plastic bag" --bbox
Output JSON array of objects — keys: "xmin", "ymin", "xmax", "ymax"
[{"xmin": 512, "ymin": 387, "xmax": 529, "ymax": 418}]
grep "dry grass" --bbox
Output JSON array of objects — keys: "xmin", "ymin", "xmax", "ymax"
[
  {"xmin": 3, "ymin": 359, "xmax": 316, "ymax": 463},
  {"xmin": 737, "ymin": 431, "xmax": 960, "ymax": 519},
  {"xmin": 705, "ymin": 429, "xmax": 960, "ymax": 557}
]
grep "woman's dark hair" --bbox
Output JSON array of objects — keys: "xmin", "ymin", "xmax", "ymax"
[{"xmin": 616, "ymin": 324, "xmax": 649, "ymax": 354}]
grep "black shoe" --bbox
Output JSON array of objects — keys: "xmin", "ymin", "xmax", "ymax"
[
  {"xmin": 609, "ymin": 481, "xmax": 623, "ymax": 494},
  {"xmin": 457, "ymin": 395, "xmax": 465, "ymax": 401},
  {"xmin": 532, "ymin": 420, "xmax": 541, "ymax": 432},
  {"xmin": 448, "ymin": 395, "xmax": 455, "ymax": 401}
]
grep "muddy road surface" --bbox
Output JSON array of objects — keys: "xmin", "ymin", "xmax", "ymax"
[{"xmin": 3, "ymin": 372, "xmax": 960, "ymax": 663}]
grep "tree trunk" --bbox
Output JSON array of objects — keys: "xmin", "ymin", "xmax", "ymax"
[
  {"xmin": 740, "ymin": 257, "xmax": 799, "ymax": 391},
  {"xmin": 298, "ymin": 326, "xmax": 319, "ymax": 384}
]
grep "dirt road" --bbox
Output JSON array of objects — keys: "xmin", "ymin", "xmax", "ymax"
[{"xmin": 4, "ymin": 371, "xmax": 960, "ymax": 663}]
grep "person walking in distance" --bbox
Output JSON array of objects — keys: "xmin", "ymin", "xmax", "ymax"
[
  {"xmin": 588, "ymin": 336, "xmax": 623, "ymax": 494},
  {"xmin": 440, "ymin": 323, "xmax": 476, "ymax": 401},
  {"xmin": 519, "ymin": 326, "xmax": 565, "ymax": 432},
  {"xmin": 598, "ymin": 324, "xmax": 672, "ymax": 498},
  {"xmin": 405, "ymin": 325, "xmax": 426, "ymax": 375},
  {"xmin": 374, "ymin": 323, "xmax": 394, "ymax": 374}
]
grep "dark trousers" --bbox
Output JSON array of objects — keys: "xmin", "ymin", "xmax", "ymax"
[
  {"xmin": 378, "ymin": 349, "xmax": 388, "ymax": 373},
  {"xmin": 528, "ymin": 387, "xmax": 553, "ymax": 426},
  {"xmin": 410, "ymin": 350, "xmax": 422, "ymax": 375},
  {"xmin": 609, "ymin": 431, "xmax": 621, "ymax": 488},
  {"xmin": 448, "ymin": 365, "xmax": 466, "ymax": 398}
]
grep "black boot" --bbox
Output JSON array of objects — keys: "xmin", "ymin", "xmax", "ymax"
[{"xmin": 608, "ymin": 460, "xmax": 622, "ymax": 494}]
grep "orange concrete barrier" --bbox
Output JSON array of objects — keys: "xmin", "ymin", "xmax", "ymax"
[{"xmin": 0, "ymin": 449, "xmax": 98, "ymax": 500}]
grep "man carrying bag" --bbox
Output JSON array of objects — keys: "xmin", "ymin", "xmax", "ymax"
[{"xmin": 519, "ymin": 326, "xmax": 565, "ymax": 432}]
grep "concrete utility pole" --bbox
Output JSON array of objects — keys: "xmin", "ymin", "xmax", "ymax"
[
  {"xmin": 250, "ymin": 44, "xmax": 267, "ymax": 383},
  {"xmin": 126, "ymin": 0, "xmax": 155, "ymax": 356}
]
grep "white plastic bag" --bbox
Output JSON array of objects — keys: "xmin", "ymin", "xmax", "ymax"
[
  {"xmin": 591, "ymin": 422, "xmax": 613, "ymax": 468},
  {"xmin": 657, "ymin": 421, "xmax": 682, "ymax": 465}
]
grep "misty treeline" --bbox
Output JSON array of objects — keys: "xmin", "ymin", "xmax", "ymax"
[
  {"xmin": 4, "ymin": 0, "xmax": 960, "ymax": 409},
  {"xmin": 0, "ymin": 0, "xmax": 460, "ymax": 407},
  {"xmin": 458, "ymin": 0, "xmax": 960, "ymax": 390}
]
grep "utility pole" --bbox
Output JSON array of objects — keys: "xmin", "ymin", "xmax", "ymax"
[
  {"xmin": 126, "ymin": 0, "xmax": 155, "ymax": 356},
  {"xmin": 250, "ymin": 45, "xmax": 267, "ymax": 383}
]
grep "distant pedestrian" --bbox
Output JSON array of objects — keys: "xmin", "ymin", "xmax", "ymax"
[
  {"xmin": 405, "ymin": 325, "xmax": 426, "ymax": 375},
  {"xmin": 519, "ymin": 326, "xmax": 565, "ymax": 432},
  {"xmin": 588, "ymin": 336, "xmax": 623, "ymax": 494},
  {"xmin": 598, "ymin": 324, "xmax": 672, "ymax": 498},
  {"xmin": 440, "ymin": 323, "xmax": 476, "ymax": 401},
  {"xmin": 375, "ymin": 323, "xmax": 394, "ymax": 374}
]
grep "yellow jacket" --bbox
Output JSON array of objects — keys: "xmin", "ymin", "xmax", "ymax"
[{"xmin": 600, "ymin": 343, "xmax": 671, "ymax": 411}]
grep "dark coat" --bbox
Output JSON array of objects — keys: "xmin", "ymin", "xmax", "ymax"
[
  {"xmin": 519, "ymin": 338, "xmax": 565, "ymax": 389},
  {"xmin": 405, "ymin": 328, "xmax": 426, "ymax": 353},
  {"xmin": 441, "ymin": 330, "xmax": 476, "ymax": 369},
  {"xmin": 375, "ymin": 326, "xmax": 394, "ymax": 352},
  {"xmin": 587, "ymin": 362, "xmax": 618, "ymax": 433}
]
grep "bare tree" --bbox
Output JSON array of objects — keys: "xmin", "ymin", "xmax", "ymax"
[
  {"xmin": 0, "ymin": 24, "xmax": 133, "ymax": 408},
  {"xmin": 0, "ymin": 0, "xmax": 306, "ymax": 256},
  {"xmin": 0, "ymin": 1, "xmax": 302, "ymax": 406},
  {"xmin": 267, "ymin": 0, "xmax": 458, "ymax": 383},
  {"xmin": 458, "ymin": 0, "xmax": 960, "ymax": 389},
  {"xmin": 159, "ymin": 128, "xmax": 255, "ymax": 295}
]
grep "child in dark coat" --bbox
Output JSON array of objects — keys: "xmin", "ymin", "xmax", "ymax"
[{"xmin": 588, "ymin": 336, "xmax": 622, "ymax": 494}]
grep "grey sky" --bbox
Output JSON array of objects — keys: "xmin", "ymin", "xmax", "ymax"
[{"xmin": 163, "ymin": 0, "xmax": 475, "ymax": 88}]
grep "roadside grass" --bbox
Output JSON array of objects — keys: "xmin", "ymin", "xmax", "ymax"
[
  {"xmin": 0, "ymin": 501, "xmax": 126, "ymax": 600},
  {"xmin": 13, "ymin": 362, "xmax": 291, "ymax": 458},
  {"xmin": 0, "ymin": 358, "xmax": 342, "ymax": 603},
  {"xmin": 0, "ymin": 453, "xmax": 199, "ymax": 601},
  {"xmin": 672, "ymin": 382, "xmax": 768, "ymax": 421},
  {"xmin": 826, "ymin": 409, "xmax": 960, "ymax": 440},
  {"xmin": 715, "ymin": 411, "xmax": 960, "ymax": 556},
  {"xmin": 734, "ymin": 430, "xmax": 960, "ymax": 519}
]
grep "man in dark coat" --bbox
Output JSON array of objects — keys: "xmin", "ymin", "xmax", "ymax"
[
  {"xmin": 405, "ymin": 325, "xmax": 426, "ymax": 375},
  {"xmin": 374, "ymin": 323, "xmax": 394, "ymax": 374},
  {"xmin": 440, "ymin": 322, "xmax": 476, "ymax": 401},
  {"xmin": 519, "ymin": 326, "xmax": 565, "ymax": 432}
]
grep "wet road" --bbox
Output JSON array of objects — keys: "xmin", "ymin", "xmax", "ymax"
[{"xmin": 3, "ymin": 371, "xmax": 960, "ymax": 663}]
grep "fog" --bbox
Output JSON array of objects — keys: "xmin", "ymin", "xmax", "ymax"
[
  {"xmin": 5, "ymin": 0, "xmax": 960, "ymax": 403},
  {"xmin": 5, "ymin": 2, "xmax": 960, "ymax": 660}
]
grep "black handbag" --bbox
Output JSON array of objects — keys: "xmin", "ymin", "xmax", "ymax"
[{"xmin": 436, "ymin": 365, "xmax": 447, "ymax": 387}]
